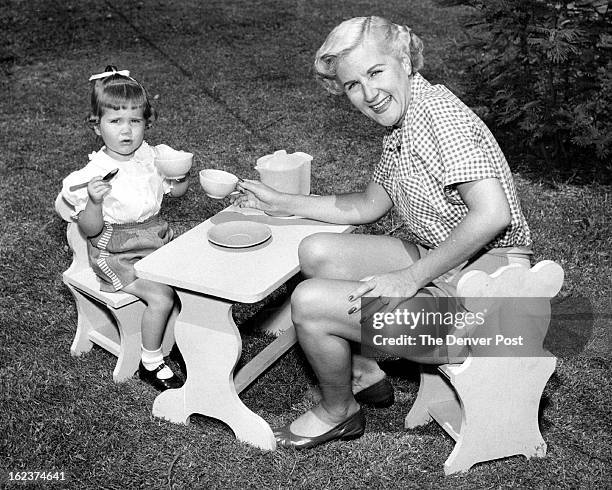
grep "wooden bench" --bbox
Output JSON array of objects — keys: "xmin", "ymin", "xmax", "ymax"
[
  {"xmin": 404, "ymin": 260, "xmax": 564, "ymax": 474},
  {"xmin": 55, "ymin": 193, "xmax": 175, "ymax": 382}
]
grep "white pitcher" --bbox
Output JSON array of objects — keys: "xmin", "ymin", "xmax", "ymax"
[{"xmin": 255, "ymin": 150, "xmax": 312, "ymax": 195}]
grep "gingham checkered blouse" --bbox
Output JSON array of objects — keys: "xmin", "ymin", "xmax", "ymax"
[{"xmin": 373, "ymin": 74, "xmax": 531, "ymax": 250}]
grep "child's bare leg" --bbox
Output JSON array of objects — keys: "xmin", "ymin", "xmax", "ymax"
[
  {"xmin": 122, "ymin": 278, "xmax": 175, "ymax": 349},
  {"xmin": 122, "ymin": 278, "xmax": 180, "ymax": 388}
]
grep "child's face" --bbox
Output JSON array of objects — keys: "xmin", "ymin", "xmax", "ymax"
[{"xmin": 94, "ymin": 106, "xmax": 146, "ymax": 161}]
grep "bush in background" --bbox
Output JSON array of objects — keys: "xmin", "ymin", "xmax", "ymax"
[{"xmin": 456, "ymin": 0, "xmax": 611, "ymax": 182}]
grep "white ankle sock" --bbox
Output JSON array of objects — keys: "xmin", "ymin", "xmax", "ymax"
[{"xmin": 141, "ymin": 347, "xmax": 173, "ymax": 380}]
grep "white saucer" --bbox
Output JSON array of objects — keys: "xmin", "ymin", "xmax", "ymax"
[
  {"xmin": 207, "ymin": 221, "xmax": 272, "ymax": 248},
  {"xmin": 205, "ymin": 191, "xmax": 240, "ymax": 200},
  {"xmin": 264, "ymin": 210, "xmax": 294, "ymax": 217}
]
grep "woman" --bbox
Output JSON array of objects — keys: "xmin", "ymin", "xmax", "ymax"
[{"xmin": 234, "ymin": 16, "xmax": 532, "ymax": 449}]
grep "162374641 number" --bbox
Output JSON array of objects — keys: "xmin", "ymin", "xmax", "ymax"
[{"xmin": 8, "ymin": 471, "xmax": 66, "ymax": 482}]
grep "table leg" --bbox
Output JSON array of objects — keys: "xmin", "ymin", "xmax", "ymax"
[
  {"xmin": 152, "ymin": 289, "xmax": 276, "ymax": 451},
  {"xmin": 234, "ymin": 325, "xmax": 296, "ymax": 394},
  {"xmin": 258, "ymin": 296, "xmax": 292, "ymax": 336},
  {"xmin": 233, "ymin": 297, "xmax": 297, "ymax": 393}
]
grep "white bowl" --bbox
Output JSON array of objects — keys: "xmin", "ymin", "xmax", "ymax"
[
  {"xmin": 155, "ymin": 153, "xmax": 193, "ymax": 178},
  {"xmin": 199, "ymin": 169, "xmax": 239, "ymax": 198}
]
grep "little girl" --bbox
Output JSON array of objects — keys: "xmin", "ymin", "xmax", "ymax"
[{"xmin": 61, "ymin": 66, "xmax": 187, "ymax": 391}]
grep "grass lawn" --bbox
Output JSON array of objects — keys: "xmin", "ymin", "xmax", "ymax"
[{"xmin": 1, "ymin": 0, "xmax": 610, "ymax": 488}]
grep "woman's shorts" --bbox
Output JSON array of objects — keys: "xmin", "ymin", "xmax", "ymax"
[
  {"xmin": 418, "ymin": 245, "xmax": 532, "ymax": 298},
  {"xmin": 87, "ymin": 214, "xmax": 173, "ymax": 292},
  {"xmin": 361, "ymin": 246, "xmax": 533, "ymax": 365}
]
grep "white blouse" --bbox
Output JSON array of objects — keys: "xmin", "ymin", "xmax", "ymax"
[{"xmin": 61, "ymin": 141, "xmax": 171, "ymax": 224}]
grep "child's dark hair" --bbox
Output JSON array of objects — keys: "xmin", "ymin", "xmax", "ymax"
[{"xmin": 88, "ymin": 65, "xmax": 157, "ymax": 129}]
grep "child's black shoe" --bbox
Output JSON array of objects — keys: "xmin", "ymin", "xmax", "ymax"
[{"xmin": 138, "ymin": 362, "xmax": 183, "ymax": 391}]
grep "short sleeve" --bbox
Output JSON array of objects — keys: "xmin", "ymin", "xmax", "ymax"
[
  {"xmin": 60, "ymin": 149, "xmax": 118, "ymax": 218},
  {"xmin": 414, "ymin": 97, "xmax": 499, "ymax": 191},
  {"xmin": 150, "ymin": 157, "xmax": 171, "ymax": 195},
  {"xmin": 61, "ymin": 167, "xmax": 100, "ymax": 218},
  {"xmin": 161, "ymin": 175, "xmax": 172, "ymax": 194},
  {"xmin": 142, "ymin": 142, "xmax": 172, "ymax": 194}
]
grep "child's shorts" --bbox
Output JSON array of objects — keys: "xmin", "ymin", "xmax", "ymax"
[{"xmin": 88, "ymin": 214, "xmax": 173, "ymax": 292}]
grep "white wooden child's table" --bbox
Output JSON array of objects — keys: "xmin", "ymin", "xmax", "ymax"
[{"xmin": 134, "ymin": 205, "xmax": 352, "ymax": 450}]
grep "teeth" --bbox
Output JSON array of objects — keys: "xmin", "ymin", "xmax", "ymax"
[{"xmin": 372, "ymin": 96, "xmax": 390, "ymax": 110}]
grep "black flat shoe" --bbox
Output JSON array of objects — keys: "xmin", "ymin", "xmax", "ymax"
[
  {"xmin": 273, "ymin": 409, "xmax": 365, "ymax": 449},
  {"xmin": 354, "ymin": 378, "xmax": 395, "ymax": 408},
  {"xmin": 138, "ymin": 362, "xmax": 183, "ymax": 391}
]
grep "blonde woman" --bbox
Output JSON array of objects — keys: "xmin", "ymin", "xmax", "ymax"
[{"xmin": 236, "ymin": 16, "xmax": 532, "ymax": 449}]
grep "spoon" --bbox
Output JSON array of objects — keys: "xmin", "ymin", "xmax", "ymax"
[{"xmin": 69, "ymin": 168, "xmax": 119, "ymax": 191}]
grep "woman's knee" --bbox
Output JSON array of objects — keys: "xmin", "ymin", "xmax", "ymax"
[
  {"xmin": 298, "ymin": 233, "xmax": 341, "ymax": 278},
  {"xmin": 290, "ymin": 279, "xmax": 329, "ymax": 328}
]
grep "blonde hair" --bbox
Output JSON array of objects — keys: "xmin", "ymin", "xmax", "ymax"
[{"xmin": 314, "ymin": 16, "xmax": 424, "ymax": 95}]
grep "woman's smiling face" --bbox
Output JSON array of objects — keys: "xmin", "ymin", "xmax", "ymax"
[{"xmin": 336, "ymin": 40, "xmax": 412, "ymax": 128}]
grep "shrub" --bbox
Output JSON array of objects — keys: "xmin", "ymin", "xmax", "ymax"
[{"xmin": 457, "ymin": 0, "xmax": 612, "ymax": 181}]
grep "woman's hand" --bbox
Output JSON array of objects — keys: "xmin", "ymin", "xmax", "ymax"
[
  {"xmin": 347, "ymin": 268, "xmax": 422, "ymax": 318},
  {"xmin": 232, "ymin": 180, "xmax": 286, "ymax": 214},
  {"xmin": 87, "ymin": 176, "xmax": 112, "ymax": 205}
]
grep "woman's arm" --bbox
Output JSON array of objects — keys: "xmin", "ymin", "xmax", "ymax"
[
  {"xmin": 235, "ymin": 180, "xmax": 393, "ymax": 225},
  {"xmin": 410, "ymin": 177, "xmax": 511, "ymax": 287},
  {"xmin": 348, "ymin": 177, "xmax": 511, "ymax": 306}
]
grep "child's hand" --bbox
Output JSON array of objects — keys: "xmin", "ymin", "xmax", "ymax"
[
  {"xmin": 168, "ymin": 177, "xmax": 189, "ymax": 197},
  {"xmin": 87, "ymin": 176, "xmax": 112, "ymax": 204}
]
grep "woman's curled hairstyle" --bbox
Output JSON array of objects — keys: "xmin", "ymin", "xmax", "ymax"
[
  {"xmin": 88, "ymin": 65, "xmax": 157, "ymax": 129},
  {"xmin": 314, "ymin": 16, "xmax": 424, "ymax": 95}
]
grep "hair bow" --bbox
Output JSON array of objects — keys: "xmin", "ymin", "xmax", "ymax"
[{"xmin": 89, "ymin": 69, "xmax": 131, "ymax": 81}]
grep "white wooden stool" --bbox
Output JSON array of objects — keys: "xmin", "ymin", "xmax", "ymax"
[
  {"xmin": 55, "ymin": 193, "xmax": 175, "ymax": 382},
  {"xmin": 404, "ymin": 261, "xmax": 564, "ymax": 474}
]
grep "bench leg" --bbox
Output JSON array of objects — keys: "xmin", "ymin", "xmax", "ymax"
[
  {"xmin": 68, "ymin": 285, "xmax": 106, "ymax": 356},
  {"xmin": 110, "ymin": 302, "xmax": 146, "ymax": 383},
  {"xmin": 405, "ymin": 364, "xmax": 458, "ymax": 429},
  {"xmin": 442, "ymin": 356, "xmax": 556, "ymax": 474},
  {"xmin": 68, "ymin": 285, "xmax": 176, "ymax": 382}
]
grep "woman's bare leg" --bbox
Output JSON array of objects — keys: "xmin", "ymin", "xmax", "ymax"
[
  {"xmin": 287, "ymin": 233, "xmax": 419, "ymax": 436},
  {"xmin": 299, "ymin": 232, "xmax": 420, "ymax": 392},
  {"xmin": 298, "ymin": 232, "xmax": 420, "ymax": 281}
]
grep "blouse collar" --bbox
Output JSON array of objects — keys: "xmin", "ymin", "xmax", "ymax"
[
  {"xmin": 88, "ymin": 141, "xmax": 153, "ymax": 166},
  {"xmin": 382, "ymin": 74, "xmax": 432, "ymax": 151}
]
